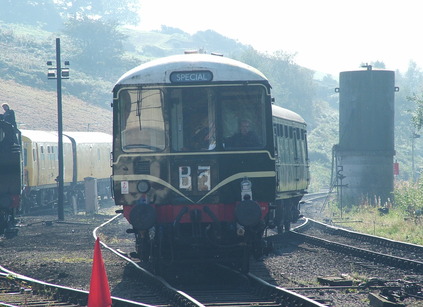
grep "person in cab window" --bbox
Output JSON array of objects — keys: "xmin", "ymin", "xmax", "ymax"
[{"xmin": 227, "ymin": 119, "xmax": 259, "ymax": 147}]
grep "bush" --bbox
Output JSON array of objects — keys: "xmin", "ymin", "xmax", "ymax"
[{"xmin": 394, "ymin": 180, "xmax": 423, "ymax": 216}]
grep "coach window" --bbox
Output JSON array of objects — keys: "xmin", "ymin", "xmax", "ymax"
[
  {"xmin": 221, "ymin": 86, "xmax": 266, "ymax": 149},
  {"xmin": 120, "ymin": 88, "xmax": 165, "ymax": 152}
]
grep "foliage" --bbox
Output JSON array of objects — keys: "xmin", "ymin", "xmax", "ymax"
[
  {"xmin": 392, "ymin": 63, "xmax": 423, "ymax": 180},
  {"xmin": 393, "ymin": 180, "xmax": 423, "ymax": 215},
  {"xmin": 63, "ymin": 17, "xmax": 128, "ymax": 78},
  {"xmin": 0, "ymin": 0, "xmax": 62, "ymax": 31},
  {"xmin": 234, "ymin": 49, "xmax": 315, "ymax": 124},
  {"xmin": 324, "ymin": 185, "xmax": 423, "ymax": 245},
  {"xmin": 0, "ymin": 0, "xmax": 140, "ymax": 31},
  {"xmin": 54, "ymin": 0, "xmax": 140, "ymax": 25},
  {"xmin": 407, "ymin": 92, "xmax": 423, "ymax": 131}
]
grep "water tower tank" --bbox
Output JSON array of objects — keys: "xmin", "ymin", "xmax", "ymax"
[{"xmin": 336, "ymin": 67, "xmax": 396, "ymax": 205}]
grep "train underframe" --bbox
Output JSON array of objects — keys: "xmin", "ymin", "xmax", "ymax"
[
  {"xmin": 0, "ymin": 195, "xmax": 19, "ymax": 237},
  {"xmin": 273, "ymin": 196, "xmax": 303, "ymax": 233},
  {"xmin": 125, "ymin": 196, "xmax": 303, "ymax": 273},
  {"xmin": 20, "ymin": 179, "xmax": 111, "ymax": 214},
  {"xmin": 132, "ymin": 220, "xmax": 266, "ymax": 273}
]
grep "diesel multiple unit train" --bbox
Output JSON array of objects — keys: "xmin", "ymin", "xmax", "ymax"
[
  {"xmin": 112, "ymin": 53, "xmax": 310, "ymax": 271},
  {"xmin": 0, "ymin": 121, "xmax": 112, "ymax": 234}
]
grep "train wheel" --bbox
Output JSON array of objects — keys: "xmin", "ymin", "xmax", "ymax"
[
  {"xmin": 136, "ymin": 233, "xmax": 151, "ymax": 262},
  {"xmin": 283, "ymin": 220, "xmax": 291, "ymax": 232},
  {"xmin": 277, "ymin": 225, "xmax": 283, "ymax": 234}
]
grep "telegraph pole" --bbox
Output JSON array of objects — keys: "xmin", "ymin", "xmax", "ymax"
[{"xmin": 47, "ymin": 38, "xmax": 69, "ymax": 221}]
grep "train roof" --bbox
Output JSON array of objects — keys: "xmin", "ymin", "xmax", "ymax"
[
  {"xmin": 114, "ymin": 54, "xmax": 268, "ymax": 86},
  {"xmin": 272, "ymin": 104, "xmax": 306, "ymax": 124},
  {"xmin": 21, "ymin": 130, "xmax": 69, "ymax": 143},
  {"xmin": 21, "ymin": 130, "xmax": 112, "ymax": 144},
  {"xmin": 63, "ymin": 131, "xmax": 112, "ymax": 144}
]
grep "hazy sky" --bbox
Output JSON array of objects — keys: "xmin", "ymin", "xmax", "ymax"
[{"xmin": 137, "ymin": 0, "xmax": 422, "ymax": 77}]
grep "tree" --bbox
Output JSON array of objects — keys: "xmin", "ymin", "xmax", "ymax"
[
  {"xmin": 398, "ymin": 62, "xmax": 423, "ymax": 132},
  {"xmin": 0, "ymin": 0, "xmax": 62, "ymax": 30},
  {"xmin": 408, "ymin": 93, "xmax": 423, "ymax": 132},
  {"xmin": 235, "ymin": 48, "xmax": 315, "ymax": 126},
  {"xmin": 54, "ymin": 0, "xmax": 140, "ymax": 25},
  {"xmin": 63, "ymin": 17, "xmax": 127, "ymax": 77}
]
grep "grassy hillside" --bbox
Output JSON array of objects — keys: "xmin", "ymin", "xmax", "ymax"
[{"xmin": 0, "ymin": 78, "xmax": 112, "ymax": 134}]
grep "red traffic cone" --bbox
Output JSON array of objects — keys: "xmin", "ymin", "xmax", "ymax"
[{"xmin": 88, "ymin": 237, "xmax": 112, "ymax": 307}]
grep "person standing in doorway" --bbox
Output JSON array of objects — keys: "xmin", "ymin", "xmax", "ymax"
[{"xmin": 1, "ymin": 103, "xmax": 17, "ymax": 128}]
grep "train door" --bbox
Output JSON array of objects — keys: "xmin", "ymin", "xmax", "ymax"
[
  {"xmin": 23, "ymin": 144, "xmax": 28, "ymax": 188},
  {"xmin": 34, "ymin": 143, "xmax": 40, "ymax": 187},
  {"xmin": 293, "ymin": 128, "xmax": 299, "ymax": 191},
  {"xmin": 273, "ymin": 123, "xmax": 280, "ymax": 191}
]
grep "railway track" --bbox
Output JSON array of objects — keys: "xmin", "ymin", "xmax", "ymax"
[
  {"xmin": 96, "ymin": 214, "xmax": 327, "ymax": 307},
  {"xmin": 285, "ymin": 216, "xmax": 423, "ymax": 305},
  {"xmin": 0, "ymin": 272, "xmax": 80, "ymax": 307},
  {"xmin": 294, "ymin": 218, "xmax": 423, "ymax": 273},
  {"xmin": 0, "ymin": 268, "xmax": 155, "ymax": 307},
  {"xmin": 3, "ymin": 211, "xmax": 323, "ymax": 307}
]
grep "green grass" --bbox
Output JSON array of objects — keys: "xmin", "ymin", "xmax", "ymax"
[
  {"xmin": 324, "ymin": 181, "xmax": 423, "ymax": 245},
  {"xmin": 335, "ymin": 207, "xmax": 423, "ymax": 245}
]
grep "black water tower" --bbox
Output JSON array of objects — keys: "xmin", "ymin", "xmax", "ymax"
[{"xmin": 335, "ymin": 66, "xmax": 396, "ymax": 205}]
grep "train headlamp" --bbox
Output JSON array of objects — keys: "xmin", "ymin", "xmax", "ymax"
[
  {"xmin": 240, "ymin": 177, "xmax": 252, "ymax": 200},
  {"xmin": 137, "ymin": 180, "xmax": 150, "ymax": 193}
]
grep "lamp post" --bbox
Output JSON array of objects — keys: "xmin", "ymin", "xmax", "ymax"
[{"xmin": 47, "ymin": 38, "xmax": 69, "ymax": 221}]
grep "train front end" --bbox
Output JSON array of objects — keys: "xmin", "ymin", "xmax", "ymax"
[{"xmin": 112, "ymin": 54, "xmax": 276, "ymax": 271}]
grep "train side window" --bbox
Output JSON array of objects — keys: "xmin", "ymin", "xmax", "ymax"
[
  {"xmin": 284, "ymin": 125, "xmax": 288, "ymax": 138},
  {"xmin": 278, "ymin": 124, "xmax": 283, "ymax": 137},
  {"xmin": 33, "ymin": 148, "xmax": 36, "ymax": 161}
]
